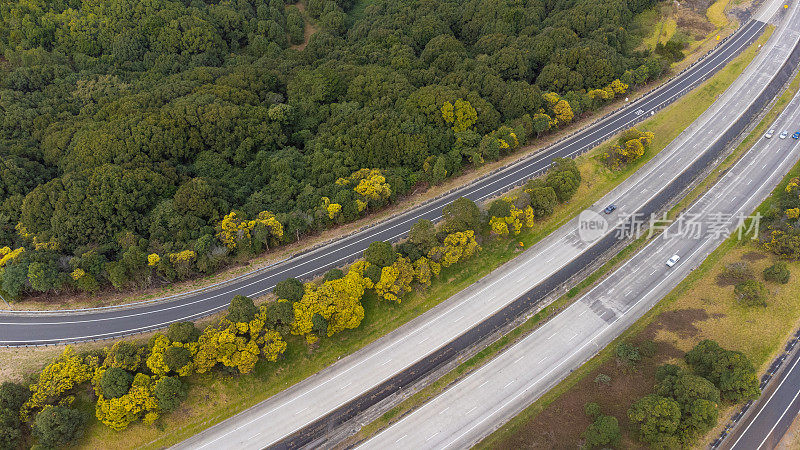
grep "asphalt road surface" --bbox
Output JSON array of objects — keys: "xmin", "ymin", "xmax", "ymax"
[
  {"xmin": 726, "ymin": 338, "xmax": 800, "ymax": 448},
  {"xmin": 0, "ymin": 15, "xmax": 766, "ymax": 346},
  {"xmin": 362, "ymin": 40, "xmax": 800, "ymax": 450},
  {"xmin": 172, "ymin": 4, "xmax": 800, "ymax": 449}
]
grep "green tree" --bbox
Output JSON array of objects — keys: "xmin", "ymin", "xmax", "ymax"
[
  {"xmin": 154, "ymin": 377, "xmax": 187, "ymax": 413},
  {"xmin": 163, "ymin": 346, "xmax": 192, "ymax": 373},
  {"xmin": 33, "ymin": 406, "xmax": 86, "ymax": 449},
  {"xmin": 364, "ymin": 241, "xmax": 398, "ymax": 268},
  {"xmin": 27, "ymin": 260, "xmax": 63, "ymax": 293},
  {"xmin": 627, "ymin": 394, "xmax": 681, "ymax": 446},
  {"xmin": 105, "ymin": 341, "xmax": 142, "ymax": 371},
  {"xmin": 167, "ymin": 322, "xmax": 201, "ymax": 343},
  {"xmin": 685, "ymin": 340, "xmax": 760, "ymax": 402},
  {"xmin": 100, "ymin": 367, "xmax": 134, "ymax": 399},
  {"xmin": 0, "ymin": 382, "xmax": 29, "ymax": 412},
  {"xmin": 442, "ymin": 197, "xmax": 482, "ymax": 233},
  {"xmin": 545, "ymin": 158, "xmax": 581, "ymax": 203},
  {"xmin": 265, "ymin": 301, "xmax": 294, "ymax": 330},
  {"xmin": 409, "ymin": 219, "xmax": 438, "ymax": 253},
  {"xmin": 274, "ymin": 278, "xmax": 305, "ymax": 302},
  {"xmin": 227, "ymin": 295, "xmax": 258, "ymax": 323}
]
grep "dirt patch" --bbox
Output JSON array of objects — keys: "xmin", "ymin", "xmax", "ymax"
[
  {"xmin": 743, "ymin": 251, "xmax": 768, "ymax": 261},
  {"xmin": 644, "ymin": 308, "xmax": 724, "ymax": 340}
]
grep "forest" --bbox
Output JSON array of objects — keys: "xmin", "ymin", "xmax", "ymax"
[{"xmin": 0, "ymin": 0, "xmax": 669, "ymax": 298}]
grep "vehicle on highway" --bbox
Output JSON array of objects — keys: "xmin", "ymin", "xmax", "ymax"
[
  {"xmin": 603, "ymin": 204, "xmax": 617, "ymax": 214},
  {"xmin": 666, "ymin": 255, "xmax": 680, "ymax": 267},
  {"xmin": 766, "ymin": 129, "xmax": 776, "ymax": 138},
  {"xmin": 793, "ymin": 131, "xmax": 800, "ymax": 139},
  {"xmin": 780, "ymin": 130, "xmax": 789, "ymax": 139}
]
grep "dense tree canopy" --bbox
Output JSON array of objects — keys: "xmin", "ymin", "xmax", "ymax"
[{"xmin": 0, "ymin": 0, "xmax": 664, "ymax": 298}]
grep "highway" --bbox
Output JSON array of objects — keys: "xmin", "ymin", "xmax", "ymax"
[
  {"xmin": 0, "ymin": 13, "xmax": 767, "ymax": 346},
  {"xmin": 171, "ymin": 3, "xmax": 800, "ymax": 449},
  {"xmin": 726, "ymin": 343, "xmax": 800, "ymax": 450},
  {"xmin": 362, "ymin": 42, "xmax": 800, "ymax": 450}
]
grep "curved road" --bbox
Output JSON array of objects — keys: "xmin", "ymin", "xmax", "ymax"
[
  {"xmin": 173, "ymin": 3, "xmax": 799, "ymax": 448},
  {"xmin": 0, "ymin": 15, "xmax": 766, "ymax": 346}
]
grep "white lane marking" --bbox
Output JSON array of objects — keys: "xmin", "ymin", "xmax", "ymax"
[{"xmin": 730, "ymin": 352, "xmax": 800, "ymax": 449}]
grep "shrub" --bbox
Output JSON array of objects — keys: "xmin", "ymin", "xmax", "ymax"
[
  {"xmin": 763, "ymin": 262, "xmax": 790, "ymax": 284},
  {"xmin": 100, "ymin": 367, "xmax": 134, "ymax": 399},
  {"xmin": 226, "ymin": 295, "xmax": 258, "ymax": 323},
  {"xmin": 323, "ymin": 268, "xmax": 344, "ymax": 281},
  {"xmin": 734, "ymin": 280, "xmax": 768, "ymax": 307},
  {"xmin": 274, "ymin": 278, "xmax": 304, "ymax": 302},
  {"xmin": 363, "ymin": 241, "xmax": 397, "ymax": 268},
  {"xmin": 33, "ymin": 406, "xmax": 86, "ymax": 448},
  {"xmin": 163, "ymin": 346, "xmax": 192, "ymax": 373},
  {"xmin": 615, "ymin": 342, "xmax": 640, "ymax": 366},
  {"xmin": 167, "ymin": 321, "xmax": 200, "ymax": 343},
  {"xmin": 718, "ymin": 262, "xmax": 753, "ymax": 285},
  {"xmin": 153, "ymin": 377, "xmax": 187, "ymax": 412},
  {"xmin": 594, "ymin": 373, "xmax": 611, "ymax": 385}
]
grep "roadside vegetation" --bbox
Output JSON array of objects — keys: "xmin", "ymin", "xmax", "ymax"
[
  {"xmin": 0, "ymin": 15, "xmax": 773, "ymax": 450},
  {"xmin": 0, "ymin": 0, "xmax": 672, "ymax": 303}
]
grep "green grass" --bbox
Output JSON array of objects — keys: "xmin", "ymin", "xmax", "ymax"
[
  {"xmin": 477, "ymin": 49, "xmax": 800, "ymax": 450},
  {"xmin": 707, "ymin": 0, "xmax": 732, "ymax": 28},
  {"xmin": 76, "ymin": 25, "xmax": 772, "ymax": 450}
]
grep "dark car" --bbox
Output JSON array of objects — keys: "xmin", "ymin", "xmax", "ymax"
[
  {"xmin": 793, "ymin": 131, "xmax": 800, "ymax": 140},
  {"xmin": 603, "ymin": 204, "xmax": 617, "ymax": 214}
]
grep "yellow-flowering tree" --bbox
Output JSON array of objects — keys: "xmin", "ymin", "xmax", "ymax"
[
  {"xmin": 0, "ymin": 246, "xmax": 24, "ymax": 267},
  {"xmin": 488, "ymin": 197, "xmax": 535, "ymax": 236},
  {"xmin": 321, "ymin": 197, "xmax": 342, "ymax": 220},
  {"xmin": 336, "ymin": 168, "xmax": 392, "ymax": 212},
  {"xmin": 787, "ymin": 208, "xmax": 800, "ymax": 220},
  {"xmin": 602, "ymin": 128, "xmax": 655, "ymax": 170},
  {"xmin": 412, "ymin": 256, "xmax": 440, "ymax": 288},
  {"xmin": 428, "ymin": 230, "xmax": 480, "ymax": 268},
  {"xmin": 146, "ymin": 335, "xmax": 197, "ymax": 377},
  {"xmin": 441, "ymin": 98, "xmax": 478, "ymax": 133},
  {"xmin": 95, "ymin": 373, "xmax": 159, "ymax": 430},
  {"xmin": 22, "ymin": 347, "xmax": 95, "ymax": 420},
  {"xmin": 291, "ymin": 265, "xmax": 368, "ymax": 341},
  {"xmin": 374, "ymin": 257, "xmax": 415, "ymax": 302},
  {"xmin": 147, "ymin": 253, "xmax": 160, "ymax": 266},
  {"xmin": 216, "ymin": 210, "xmax": 284, "ymax": 251}
]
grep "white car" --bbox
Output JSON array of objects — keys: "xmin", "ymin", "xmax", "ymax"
[
  {"xmin": 666, "ymin": 255, "xmax": 680, "ymax": 267},
  {"xmin": 780, "ymin": 130, "xmax": 789, "ymax": 139},
  {"xmin": 766, "ymin": 129, "xmax": 776, "ymax": 138}
]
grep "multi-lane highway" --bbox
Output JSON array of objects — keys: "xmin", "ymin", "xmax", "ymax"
[
  {"xmin": 363, "ymin": 47, "xmax": 800, "ymax": 450},
  {"xmin": 726, "ymin": 336, "xmax": 800, "ymax": 448},
  {"xmin": 172, "ymin": 3, "xmax": 800, "ymax": 448},
  {"xmin": 0, "ymin": 13, "xmax": 767, "ymax": 346}
]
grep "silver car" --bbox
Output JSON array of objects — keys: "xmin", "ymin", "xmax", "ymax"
[
  {"xmin": 780, "ymin": 130, "xmax": 789, "ymax": 139},
  {"xmin": 766, "ymin": 129, "xmax": 776, "ymax": 138},
  {"xmin": 666, "ymin": 254, "xmax": 680, "ymax": 267}
]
